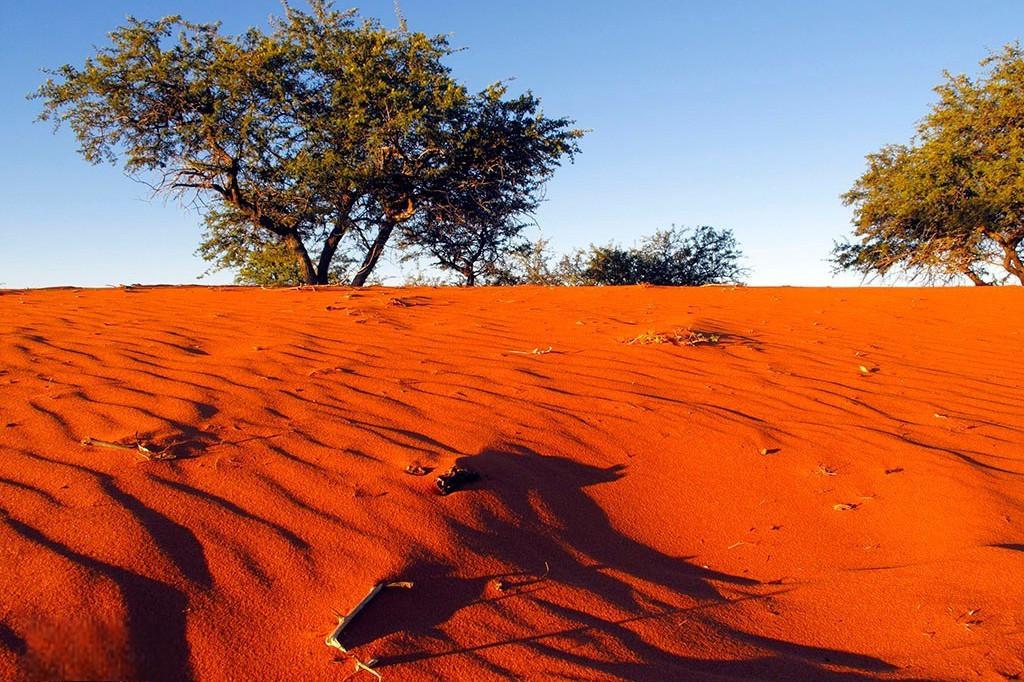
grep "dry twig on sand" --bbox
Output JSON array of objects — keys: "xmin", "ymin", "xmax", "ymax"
[
  {"xmin": 506, "ymin": 346, "xmax": 553, "ymax": 355},
  {"xmin": 80, "ymin": 434, "xmax": 184, "ymax": 461},
  {"xmin": 493, "ymin": 561, "xmax": 551, "ymax": 593},
  {"xmin": 326, "ymin": 581, "xmax": 414, "ymax": 679}
]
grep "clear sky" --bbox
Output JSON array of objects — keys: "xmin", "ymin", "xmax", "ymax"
[{"xmin": 2, "ymin": 1, "xmax": 1022, "ymax": 288}]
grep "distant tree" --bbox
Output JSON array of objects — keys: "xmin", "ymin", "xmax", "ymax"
[
  {"xmin": 33, "ymin": 1, "xmax": 581, "ymax": 286},
  {"xmin": 835, "ymin": 43, "xmax": 1024, "ymax": 285},
  {"xmin": 567, "ymin": 226, "xmax": 745, "ymax": 286}
]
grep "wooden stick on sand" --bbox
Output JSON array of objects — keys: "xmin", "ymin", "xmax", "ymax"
[{"xmin": 326, "ymin": 581, "xmax": 414, "ymax": 679}]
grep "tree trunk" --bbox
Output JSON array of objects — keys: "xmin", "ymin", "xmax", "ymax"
[
  {"xmin": 316, "ymin": 220, "xmax": 351, "ymax": 284},
  {"xmin": 1001, "ymin": 242, "xmax": 1024, "ymax": 285},
  {"xmin": 283, "ymin": 232, "xmax": 317, "ymax": 285},
  {"xmin": 465, "ymin": 269, "xmax": 476, "ymax": 286},
  {"xmin": 984, "ymin": 230, "xmax": 1024, "ymax": 285},
  {"xmin": 351, "ymin": 221, "xmax": 396, "ymax": 286},
  {"xmin": 963, "ymin": 269, "xmax": 991, "ymax": 286}
]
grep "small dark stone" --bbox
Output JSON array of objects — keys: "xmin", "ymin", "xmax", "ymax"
[{"xmin": 436, "ymin": 466, "xmax": 480, "ymax": 495}]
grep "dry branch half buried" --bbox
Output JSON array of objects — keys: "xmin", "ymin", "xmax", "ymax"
[
  {"xmin": 80, "ymin": 435, "xmax": 180, "ymax": 461},
  {"xmin": 326, "ymin": 581, "xmax": 414, "ymax": 678},
  {"xmin": 506, "ymin": 345, "xmax": 553, "ymax": 355}
]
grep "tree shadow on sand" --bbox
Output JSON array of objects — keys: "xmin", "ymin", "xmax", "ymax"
[
  {"xmin": 350, "ymin": 445, "xmax": 919, "ymax": 680},
  {"xmin": 0, "ymin": 514, "xmax": 193, "ymax": 682}
]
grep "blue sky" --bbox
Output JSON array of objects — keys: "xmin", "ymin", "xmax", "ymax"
[{"xmin": 2, "ymin": 1, "xmax": 1022, "ymax": 287}]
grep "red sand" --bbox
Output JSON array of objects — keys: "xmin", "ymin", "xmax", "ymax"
[{"xmin": 0, "ymin": 285, "xmax": 1022, "ymax": 681}]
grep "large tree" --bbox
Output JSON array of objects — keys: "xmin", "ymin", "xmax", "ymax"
[
  {"xmin": 835, "ymin": 44, "xmax": 1024, "ymax": 285},
  {"xmin": 33, "ymin": 1, "xmax": 581, "ymax": 285}
]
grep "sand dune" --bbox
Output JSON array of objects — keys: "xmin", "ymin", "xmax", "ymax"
[{"xmin": 0, "ymin": 285, "xmax": 1022, "ymax": 680}]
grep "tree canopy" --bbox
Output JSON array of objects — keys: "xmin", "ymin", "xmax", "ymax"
[
  {"xmin": 835, "ymin": 43, "xmax": 1024, "ymax": 285},
  {"xmin": 396, "ymin": 84, "xmax": 577, "ymax": 285},
  {"xmin": 34, "ymin": 1, "xmax": 582, "ymax": 285}
]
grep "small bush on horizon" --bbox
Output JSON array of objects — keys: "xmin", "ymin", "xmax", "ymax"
[
  {"xmin": 487, "ymin": 226, "xmax": 745, "ymax": 287},
  {"xmin": 565, "ymin": 226, "xmax": 746, "ymax": 286}
]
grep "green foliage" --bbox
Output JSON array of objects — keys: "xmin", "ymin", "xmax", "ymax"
[
  {"xmin": 33, "ymin": 1, "xmax": 581, "ymax": 285},
  {"xmin": 836, "ymin": 43, "xmax": 1024, "ymax": 285},
  {"xmin": 397, "ymin": 84, "xmax": 582, "ymax": 285},
  {"xmin": 488, "ymin": 238, "xmax": 568, "ymax": 285},
  {"xmin": 566, "ymin": 226, "xmax": 745, "ymax": 286},
  {"xmin": 196, "ymin": 200, "xmax": 353, "ymax": 285},
  {"xmin": 235, "ymin": 242, "xmax": 306, "ymax": 287},
  {"xmin": 486, "ymin": 227, "xmax": 745, "ymax": 287}
]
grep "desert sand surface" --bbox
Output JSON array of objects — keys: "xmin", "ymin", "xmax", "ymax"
[{"xmin": 0, "ymin": 285, "xmax": 1022, "ymax": 681}]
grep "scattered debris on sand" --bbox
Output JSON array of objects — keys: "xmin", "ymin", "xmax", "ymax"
[
  {"xmin": 80, "ymin": 433, "xmax": 206, "ymax": 461},
  {"xmin": 816, "ymin": 463, "xmax": 838, "ymax": 476},
  {"xmin": 625, "ymin": 328, "xmax": 720, "ymax": 346}
]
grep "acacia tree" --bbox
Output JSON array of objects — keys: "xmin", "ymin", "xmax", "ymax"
[
  {"xmin": 835, "ymin": 44, "xmax": 1024, "ymax": 285},
  {"xmin": 33, "ymin": 1, "xmax": 581, "ymax": 285}
]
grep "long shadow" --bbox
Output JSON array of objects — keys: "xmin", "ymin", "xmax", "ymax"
[
  {"xmin": 870, "ymin": 427, "xmax": 1022, "ymax": 476},
  {"xmin": 2, "ymin": 515, "xmax": 193, "ymax": 682},
  {"xmin": 9, "ymin": 449, "xmax": 212, "ymax": 589},
  {"xmin": 364, "ymin": 446, "xmax": 909, "ymax": 679},
  {"xmin": 98, "ymin": 480, "xmax": 213, "ymax": 588},
  {"xmin": 0, "ymin": 476, "xmax": 63, "ymax": 506},
  {"xmin": 454, "ymin": 447, "xmax": 758, "ymax": 610},
  {"xmin": 0, "ymin": 620, "xmax": 26, "ymax": 656},
  {"xmin": 149, "ymin": 476, "xmax": 309, "ymax": 550}
]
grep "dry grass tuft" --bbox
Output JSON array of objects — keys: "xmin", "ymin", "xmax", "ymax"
[{"xmin": 625, "ymin": 328, "xmax": 720, "ymax": 347}]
